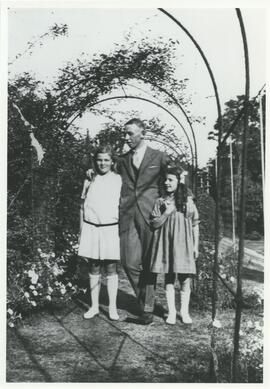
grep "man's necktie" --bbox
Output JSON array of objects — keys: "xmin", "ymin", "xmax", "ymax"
[{"xmin": 132, "ymin": 150, "xmax": 140, "ymax": 170}]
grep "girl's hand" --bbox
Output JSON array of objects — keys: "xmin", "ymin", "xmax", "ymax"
[
  {"xmin": 194, "ymin": 247, "xmax": 199, "ymax": 260},
  {"xmin": 164, "ymin": 201, "xmax": 175, "ymax": 215},
  {"xmin": 86, "ymin": 168, "xmax": 94, "ymax": 180}
]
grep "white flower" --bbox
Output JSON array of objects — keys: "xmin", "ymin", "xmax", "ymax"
[
  {"xmin": 67, "ymin": 282, "xmax": 72, "ymax": 288},
  {"xmin": 28, "ymin": 270, "xmax": 35, "ymax": 278},
  {"xmin": 30, "ymin": 301, "xmax": 37, "ymax": 307},
  {"xmin": 7, "ymin": 308, "xmax": 13, "ymax": 315},
  {"xmin": 221, "ymin": 274, "xmax": 226, "ymax": 280},
  {"xmin": 46, "ymin": 295, "xmax": 52, "ymax": 301},
  {"xmin": 60, "ymin": 288, "xmax": 66, "ymax": 295},
  {"xmin": 229, "ymin": 276, "xmax": 235, "ymax": 283},
  {"xmin": 24, "ymin": 292, "xmax": 30, "ymax": 298},
  {"xmin": 52, "ymin": 267, "xmax": 60, "ymax": 276},
  {"xmin": 29, "ymin": 285, "xmax": 35, "ymax": 290},
  {"xmin": 40, "ymin": 253, "xmax": 48, "ymax": 259},
  {"xmin": 48, "ymin": 286, "xmax": 53, "ymax": 293},
  {"xmin": 247, "ymin": 320, "xmax": 253, "ymax": 328},
  {"xmin": 33, "ymin": 291, "xmax": 38, "ymax": 296},
  {"xmin": 239, "ymin": 330, "xmax": 244, "ymax": 336},
  {"xmin": 212, "ymin": 319, "xmax": 222, "ymax": 328},
  {"xmin": 8, "ymin": 322, "xmax": 15, "ymax": 328},
  {"xmin": 50, "ymin": 252, "xmax": 55, "ymax": 258},
  {"xmin": 37, "ymin": 248, "xmax": 42, "ymax": 253},
  {"xmin": 31, "ymin": 274, "xmax": 39, "ymax": 284}
]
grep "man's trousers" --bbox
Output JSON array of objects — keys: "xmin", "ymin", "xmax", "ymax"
[{"xmin": 120, "ymin": 207, "xmax": 156, "ymax": 313}]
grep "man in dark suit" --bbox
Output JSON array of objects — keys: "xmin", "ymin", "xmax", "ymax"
[{"xmin": 117, "ymin": 118, "xmax": 168, "ymax": 324}]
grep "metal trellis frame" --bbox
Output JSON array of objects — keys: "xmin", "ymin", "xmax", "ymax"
[{"xmin": 65, "ymin": 94, "xmax": 195, "ymax": 166}]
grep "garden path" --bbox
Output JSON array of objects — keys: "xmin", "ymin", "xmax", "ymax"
[{"xmin": 6, "ymin": 266, "xmax": 263, "ymax": 383}]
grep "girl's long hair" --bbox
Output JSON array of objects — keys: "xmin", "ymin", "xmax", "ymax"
[{"xmin": 160, "ymin": 166, "xmax": 188, "ymax": 213}]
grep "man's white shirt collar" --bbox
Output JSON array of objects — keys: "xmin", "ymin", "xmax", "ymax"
[{"xmin": 132, "ymin": 142, "xmax": 147, "ymax": 168}]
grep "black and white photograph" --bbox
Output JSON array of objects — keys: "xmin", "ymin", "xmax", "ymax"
[{"xmin": 2, "ymin": 1, "xmax": 267, "ymax": 384}]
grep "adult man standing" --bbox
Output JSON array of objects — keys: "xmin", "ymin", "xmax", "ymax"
[{"xmin": 117, "ymin": 118, "xmax": 168, "ymax": 324}]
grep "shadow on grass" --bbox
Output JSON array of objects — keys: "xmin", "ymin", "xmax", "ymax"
[{"xmin": 12, "ymin": 329, "xmax": 53, "ymax": 382}]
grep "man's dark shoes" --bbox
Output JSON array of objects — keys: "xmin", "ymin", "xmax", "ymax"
[
  {"xmin": 125, "ymin": 312, "xmax": 153, "ymax": 325},
  {"xmin": 135, "ymin": 312, "xmax": 153, "ymax": 325}
]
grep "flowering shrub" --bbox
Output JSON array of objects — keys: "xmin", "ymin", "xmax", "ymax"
[
  {"xmin": 195, "ymin": 241, "xmax": 236, "ymax": 309},
  {"xmin": 240, "ymin": 319, "xmax": 263, "ymax": 382},
  {"xmin": 217, "ymin": 317, "xmax": 263, "ymax": 382},
  {"xmin": 7, "ymin": 235, "xmax": 80, "ymax": 328}
]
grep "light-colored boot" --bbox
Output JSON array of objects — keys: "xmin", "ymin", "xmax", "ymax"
[
  {"xmin": 107, "ymin": 274, "xmax": 119, "ymax": 321},
  {"xmin": 165, "ymin": 284, "xmax": 176, "ymax": 325},
  {"xmin": 179, "ymin": 278, "xmax": 192, "ymax": 324},
  {"xmin": 84, "ymin": 274, "xmax": 100, "ymax": 319}
]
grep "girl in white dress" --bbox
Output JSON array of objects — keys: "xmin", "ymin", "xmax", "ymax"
[{"xmin": 78, "ymin": 145, "xmax": 122, "ymax": 321}]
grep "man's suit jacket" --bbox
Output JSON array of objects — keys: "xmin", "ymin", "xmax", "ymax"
[{"xmin": 117, "ymin": 146, "xmax": 168, "ymax": 233}]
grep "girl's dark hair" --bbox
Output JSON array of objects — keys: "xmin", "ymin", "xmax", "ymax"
[{"xmin": 160, "ymin": 166, "xmax": 188, "ymax": 213}]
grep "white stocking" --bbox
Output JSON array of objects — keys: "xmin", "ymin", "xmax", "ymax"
[
  {"xmin": 165, "ymin": 283, "xmax": 176, "ymax": 325},
  {"xmin": 180, "ymin": 277, "xmax": 192, "ymax": 324},
  {"xmin": 83, "ymin": 274, "xmax": 100, "ymax": 319},
  {"xmin": 107, "ymin": 274, "xmax": 119, "ymax": 321}
]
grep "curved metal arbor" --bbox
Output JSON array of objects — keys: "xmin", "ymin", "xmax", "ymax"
[
  {"xmin": 158, "ymin": 8, "xmax": 251, "ymax": 382},
  {"xmin": 66, "ymin": 94, "xmax": 195, "ymax": 164}
]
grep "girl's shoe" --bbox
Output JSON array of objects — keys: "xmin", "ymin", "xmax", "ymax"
[
  {"xmin": 83, "ymin": 307, "xmax": 99, "ymax": 319},
  {"xmin": 109, "ymin": 308, "xmax": 119, "ymax": 321},
  {"xmin": 179, "ymin": 312, "xmax": 193, "ymax": 324},
  {"xmin": 166, "ymin": 311, "xmax": 176, "ymax": 325}
]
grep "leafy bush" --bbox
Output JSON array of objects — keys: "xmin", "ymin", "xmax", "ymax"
[{"xmin": 196, "ymin": 192, "xmax": 216, "ymax": 242}]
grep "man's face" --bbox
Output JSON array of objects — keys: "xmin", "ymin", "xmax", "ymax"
[{"xmin": 124, "ymin": 124, "xmax": 144, "ymax": 150}]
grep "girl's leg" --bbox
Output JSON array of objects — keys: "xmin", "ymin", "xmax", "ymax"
[
  {"xmin": 84, "ymin": 259, "xmax": 101, "ymax": 319},
  {"xmin": 105, "ymin": 261, "xmax": 119, "ymax": 321},
  {"xmin": 165, "ymin": 273, "xmax": 176, "ymax": 325},
  {"xmin": 178, "ymin": 274, "xmax": 192, "ymax": 324}
]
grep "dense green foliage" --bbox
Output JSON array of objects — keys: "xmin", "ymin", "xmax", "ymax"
[{"xmin": 207, "ymin": 95, "xmax": 264, "ymax": 239}]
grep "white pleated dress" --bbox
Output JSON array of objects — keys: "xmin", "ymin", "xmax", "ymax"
[{"xmin": 78, "ymin": 171, "xmax": 122, "ymax": 260}]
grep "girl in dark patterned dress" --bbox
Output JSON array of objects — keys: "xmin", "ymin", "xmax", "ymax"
[{"xmin": 150, "ymin": 166, "xmax": 199, "ymax": 325}]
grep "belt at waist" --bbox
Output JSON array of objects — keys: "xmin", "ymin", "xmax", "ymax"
[{"xmin": 83, "ymin": 219, "xmax": 119, "ymax": 227}]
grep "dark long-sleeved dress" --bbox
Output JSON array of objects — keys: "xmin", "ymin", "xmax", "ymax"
[{"xmin": 149, "ymin": 197, "xmax": 199, "ymax": 274}]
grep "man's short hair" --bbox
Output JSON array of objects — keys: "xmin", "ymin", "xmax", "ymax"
[{"xmin": 125, "ymin": 118, "xmax": 145, "ymax": 132}]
